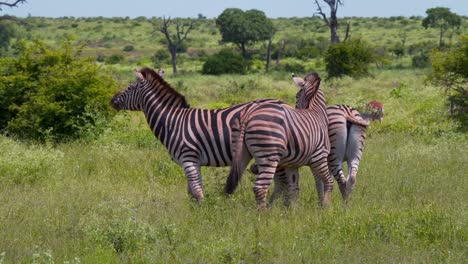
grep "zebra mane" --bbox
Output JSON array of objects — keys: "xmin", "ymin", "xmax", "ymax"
[
  {"xmin": 296, "ymin": 72, "xmax": 321, "ymax": 109},
  {"xmin": 139, "ymin": 67, "xmax": 190, "ymax": 108}
]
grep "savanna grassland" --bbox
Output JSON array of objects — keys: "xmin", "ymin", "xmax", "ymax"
[{"xmin": 0, "ymin": 15, "xmax": 467, "ymax": 263}]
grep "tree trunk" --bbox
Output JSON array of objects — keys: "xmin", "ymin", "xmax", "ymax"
[
  {"xmin": 276, "ymin": 40, "xmax": 285, "ymax": 65},
  {"xmin": 330, "ymin": 9, "xmax": 340, "ymax": 44},
  {"xmin": 170, "ymin": 49, "xmax": 177, "ymax": 74},
  {"xmin": 240, "ymin": 42, "xmax": 248, "ymax": 59},
  {"xmin": 265, "ymin": 39, "xmax": 272, "ymax": 72},
  {"xmin": 439, "ymin": 27, "xmax": 444, "ymax": 49}
]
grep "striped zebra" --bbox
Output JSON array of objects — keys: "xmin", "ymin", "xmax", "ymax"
[
  {"xmin": 110, "ymin": 67, "xmax": 287, "ymax": 202},
  {"xmin": 326, "ymin": 102, "xmax": 384, "ymax": 200},
  {"xmin": 225, "ymin": 72, "xmax": 335, "ymax": 208},
  {"xmin": 258, "ymin": 102, "xmax": 384, "ymax": 204}
]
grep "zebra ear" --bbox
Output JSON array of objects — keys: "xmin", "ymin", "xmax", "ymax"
[
  {"xmin": 135, "ymin": 69, "xmax": 145, "ymax": 81},
  {"xmin": 292, "ymin": 76, "xmax": 305, "ymax": 87}
]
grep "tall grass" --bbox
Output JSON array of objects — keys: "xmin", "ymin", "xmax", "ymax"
[{"xmin": 0, "ymin": 69, "xmax": 466, "ymax": 262}]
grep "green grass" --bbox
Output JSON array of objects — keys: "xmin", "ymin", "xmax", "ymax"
[
  {"xmin": 14, "ymin": 16, "xmax": 468, "ymax": 75},
  {"xmin": 0, "ymin": 69, "xmax": 467, "ymax": 263}
]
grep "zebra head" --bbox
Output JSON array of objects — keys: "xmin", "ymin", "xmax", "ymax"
[
  {"xmin": 292, "ymin": 72, "xmax": 321, "ymax": 109},
  {"xmin": 111, "ymin": 69, "xmax": 149, "ymax": 111}
]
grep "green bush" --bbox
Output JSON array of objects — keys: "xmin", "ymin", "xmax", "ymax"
[
  {"xmin": 122, "ymin": 45, "xmax": 134, "ymax": 52},
  {"xmin": 429, "ymin": 36, "xmax": 468, "ymax": 130},
  {"xmin": 0, "ymin": 38, "xmax": 118, "ymax": 142},
  {"xmin": 412, "ymin": 53, "xmax": 430, "ymax": 68},
  {"xmin": 202, "ymin": 49, "xmax": 248, "ymax": 75},
  {"xmin": 272, "ymin": 62, "xmax": 305, "ymax": 74},
  {"xmin": 324, "ymin": 39, "xmax": 375, "ymax": 79},
  {"xmin": 0, "ymin": 20, "xmax": 16, "ymax": 56},
  {"xmin": 105, "ymin": 54, "xmax": 124, "ymax": 64},
  {"xmin": 151, "ymin": 49, "xmax": 170, "ymax": 65}
]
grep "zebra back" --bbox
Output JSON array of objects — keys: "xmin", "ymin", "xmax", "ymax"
[{"xmin": 226, "ymin": 73, "xmax": 334, "ymax": 207}]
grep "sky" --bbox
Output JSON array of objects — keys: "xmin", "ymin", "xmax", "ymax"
[{"xmin": 2, "ymin": 0, "xmax": 467, "ymax": 18}]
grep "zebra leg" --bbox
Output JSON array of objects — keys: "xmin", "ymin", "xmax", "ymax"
[
  {"xmin": 310, "ymin": 157, "xmax": 333, "ymax": 208},
  {"xmin": 313, "ymin": 174, "xmax": 324, "ymax": 204},
  {"xmin": 328, "ymin": 117, "xmax": 349, "ymax": 201},
  {"xmin": 182, "ymin": 162, "xmax": 204, "ymax": 202},
  {"xmin": 253, "ymin": 159, "xmax": 279, "ymax": 209},
  {"xmin": 269, "ymin": 168, "xmax": 287, "ymax": 205},
  {"xmin": 285, "ymin": 168, "xmax": 300, "ymax": 206},
  {"xmin": 345, "ymin": 124, "xmax": 367, "ymax": 201},
  {"xmin": 329, "ymin": 163, "xmax": 347, "ymax": 201}
]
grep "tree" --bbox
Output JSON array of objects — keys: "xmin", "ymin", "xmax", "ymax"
[
  {"xmin": 0, "ymin": 0, "xmax": 27, "ymax": 55},
  {"xmin": 216, "ymin": 8, "xmax": 275, "ymax": 58},
  {"xmin": 422, "ymin": 7, "xmax": 461, "ymax": 49},
  {"xmin": 0, "ymin": 20, "xmax": 15, "ymax": 55},
  {"xmin": 153, "ymin": 17, "xmax": 195, "ymax": 74},
  {"xmin": 429, "ymin": 36, "xmax": 468, "ymax": 129},
  {"xmin": 314, "ymin": 0, "xmax": 344, "ymax": 44},
  {"xmin": 0, "ymin": 0, "xmax": 26, "ymax": 11}
]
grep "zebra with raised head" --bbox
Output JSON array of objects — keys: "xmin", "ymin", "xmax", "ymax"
[
  {"xmin": 225, "ymin": 72, "xmax": 335, "ymax": 208},
  {"xmin": 110, "ymin": 67, "xmax": 287, "ymax": 202}
]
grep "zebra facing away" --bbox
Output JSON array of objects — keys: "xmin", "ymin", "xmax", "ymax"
[
  {"xmin": 266, "ymin": 102, "xmax": 384, "ymax": 204},
  {"xmin": 225, "ymin": 73, "xmax": 335, "ymax": 208},
  {"xmin": 110, "ymin": 67, "xmax": 287, "ymax": 202},
  {"xmin": 325, "ymin": 102, "xmax": 384, "ymax": 200}
]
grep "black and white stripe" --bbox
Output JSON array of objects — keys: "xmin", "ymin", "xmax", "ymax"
[
  {"xmin": 111, "ymin": 67, "xmax": 286, "ymax": 202},
  {"xmin": 225, "ymin": 73, "xmax": 334, "ymax": 208}
]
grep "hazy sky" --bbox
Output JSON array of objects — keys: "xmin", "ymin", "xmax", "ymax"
[{"xmin": 2, "ymin": 0, "xmax": 467, "ymax": 18}]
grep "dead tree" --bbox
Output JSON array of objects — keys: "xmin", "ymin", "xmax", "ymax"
[
  {"xmin": 314, "ymin": 0, "xmax": 343, "ymax": 44},
  {"xmin": 0, "ymin": 0, "xmax": 26, "ymax": 10},
  {"xmin": 155, "ymin": 17, "xmax": 195, "ymax": 74},
  {"xmin": 0, "ymin": 0, "xmax": 27, "ymax": 22}
]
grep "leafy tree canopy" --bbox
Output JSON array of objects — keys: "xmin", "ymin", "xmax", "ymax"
[
  {"xmin": 216, "ymin": 8, "xmax": 274, "ymax": 57},
  {"xmin": 422, "ymin": 7, "xmax": 461, "ymax": 30},
  {"xmin": 422, "ymin": 7, "xmax": 461, "ymax": 48}
]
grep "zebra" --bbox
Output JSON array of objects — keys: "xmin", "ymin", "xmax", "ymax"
[
  {"xmin": 326, "ymin": 102, "xmax": 384, "ymax": 200},
  {"xmin": 110, "ymin": 67, "xmax": 287, "ymax": 202},
  {"xmin": 265, "ymin": 102, "xmax": 384, "ymax": 204},
  {"xmin": 225, "ymin": 72, "xmax": 336, "ymax": 208}
]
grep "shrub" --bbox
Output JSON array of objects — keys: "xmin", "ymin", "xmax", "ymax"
[
  {"xmin": 151, "ymin": 49, "xmax": 170, "ymax": 64},
  {"xmin": 105, "ymin": 54, "xmax": 124, "ymax": 64},
  {"xmin": 122, "ymin": 45, "xmax": 134, "ymax": 52},
  {"xmin": 202, "ymin": 49, "xmax": 248, "ymax": 75},
  {"xmin": 412, "ymin": 53, "xmax": 430, "ymax": 68},
  {"xmin": 272, "ymin": 62, "xmax": 305, "ymax": 74},
  {"xmin": 429, "ymin": 36, "xmax": 468, "ymax": 130},
  {"xmin": 0, "ymin": 20, "xmax": 16, "ymax": 56},
  {"xmin": 0, "ymin": 38, "xmax": 118, "ymax": 142},
  {"xmin": 324, "ymin": 39, "xmax": 375, "ymax": 79}
]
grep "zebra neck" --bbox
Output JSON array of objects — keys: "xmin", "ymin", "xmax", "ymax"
[
  {"xmin": 307, "ymin": 89, "xmax": 326, "ymax": 111},
  {"xmin": 142, "ymin": 88, "xmax": 186, "ymax": 145}
]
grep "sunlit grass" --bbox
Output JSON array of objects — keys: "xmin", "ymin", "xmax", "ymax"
[{"xmin": 0, "ymin": 68, "xmax": 467, "ymax": 262}]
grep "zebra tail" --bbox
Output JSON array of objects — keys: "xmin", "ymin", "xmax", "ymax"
[
  {"xmin": 225, "ymin": 120, "xmax": 248, "ymax": 195},
  {"xmin": 345, "ymin": 115, "xmax": 370, "ymax": 127}
]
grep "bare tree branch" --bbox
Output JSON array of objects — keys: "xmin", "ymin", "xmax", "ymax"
[
  {"xmin": 160, "ymin": 16, "xmax": 174, "ymax": 48},
  {"xmin": 0, "ymin": 0, "xmax": 26, "ymax": 11},
  {"xmin": 154, "ymin": 16, "xmax": 196, "ymax": 74},
  {"xmin": 314, "ymin": 0, "xmax": 344, "ymax": 44},
  {"xmin": 314, "ymin": 0, "xmax": 329, "ymax": 26}
]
